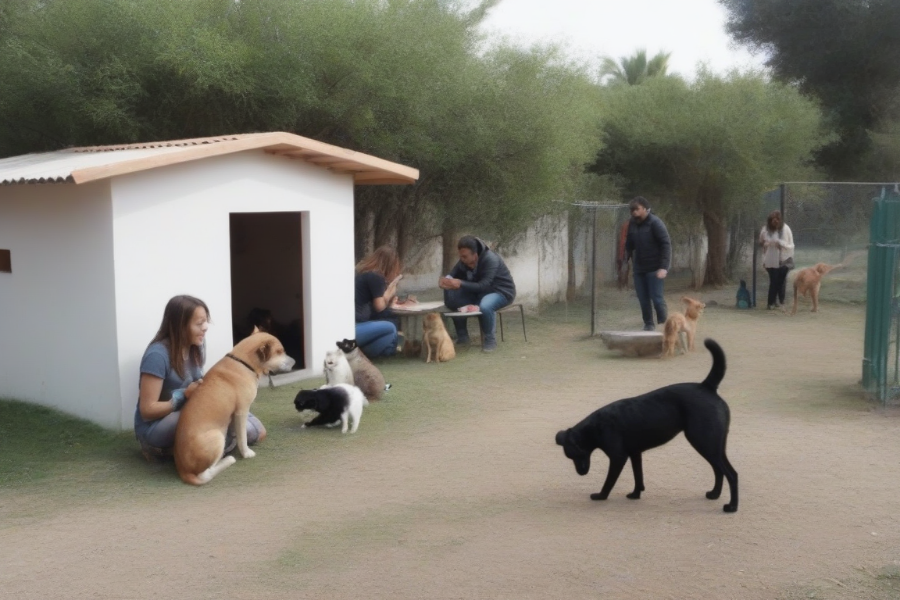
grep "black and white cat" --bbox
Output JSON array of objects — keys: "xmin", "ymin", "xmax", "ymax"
[
  {"xmin": 336, "ymin": 338, "xmax": 387, "ymax": 401},
  {"xmin": 293, "ymin": 384, "xmax": 368, "ymax": 434}
]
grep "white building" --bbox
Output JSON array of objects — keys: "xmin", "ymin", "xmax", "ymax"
[{"xmin": 0, "ymin": 132, "xmax": 418, "ymax": 430}]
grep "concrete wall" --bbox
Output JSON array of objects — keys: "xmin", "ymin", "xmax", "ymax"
[
  {"xmin": 400, "ymin": 213, "xmax": 572, "ymax": 310},
  {"xmin": 0, "ymin": 181, "xmax": 124, "ymax": 428},
  {"xmin": 398, "ymin": 209, "xmax": 706, "ymax": 309}
]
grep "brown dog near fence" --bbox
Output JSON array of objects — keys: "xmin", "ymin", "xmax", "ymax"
[{"xmin": 791, "ymin": 262, "xmax": 840, "ymax": 315}]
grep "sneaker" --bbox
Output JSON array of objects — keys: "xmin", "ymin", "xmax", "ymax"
[
  {"xmin": 642, "ymin": 324, "xmax": 655, "ymax": 331},
  {"xmin": 456, "ymin": 336, "xmax": 471, "ymax": 346},
  {"xmin": 140, "ymin": 440, "xmax": 171, "ymax": 463},
  {"xmin": 482, "ymin": 339, "xmax": 497, "ymax": 352}
]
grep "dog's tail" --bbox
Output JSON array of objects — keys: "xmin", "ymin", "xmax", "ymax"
[
  {"xmin": 701, "ymin": 339, "xmax": 726, "ymax": 391},
  {"xmin": 663, "ymin": 316, "xmax": 677, "ymax": 336}
]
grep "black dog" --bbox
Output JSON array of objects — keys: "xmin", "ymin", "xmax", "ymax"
[{"xmin": 556, "ymin": 339, "xmax": 738, "ymax": 512}]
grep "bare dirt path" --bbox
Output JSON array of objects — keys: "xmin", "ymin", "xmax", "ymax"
[{"xmin": 2, "ymin": 294, "xmax": 900, "ymax": 599}]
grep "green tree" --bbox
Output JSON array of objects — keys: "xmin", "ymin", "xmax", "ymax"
[
  {"xmin": 593, "ymin": 69, "xmax": 831, "ymax": 286},
  {"xmin": 0, "ymin": 0, "xmax": 602, "ymax": 263},
  {"xmin": 719, "ymin": 0, "xmax": 900, "ymax": 179},
  {"xmin": 599, "ymin": 49, "xmax": 671, "ymax": 85}
]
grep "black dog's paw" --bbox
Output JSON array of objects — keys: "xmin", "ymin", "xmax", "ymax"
[
  {"xmin": 590, "ymin": 493, "xmax": 609, "ymax": 501},
  {"xmin": 626, "ymin": 491, "xmax": 642, "ymax": 499},
  {"xmin": 723, "ymin": 503, "xmax": 737, "ymax": 513},
  {"xmin": 706, "ymin": 490, "xmax": 721, "ymax": 500}
]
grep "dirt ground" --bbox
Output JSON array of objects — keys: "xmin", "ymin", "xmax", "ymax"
[{"xmin": 2, "ymin": 288, "xmax": 900, "ymax": 600}]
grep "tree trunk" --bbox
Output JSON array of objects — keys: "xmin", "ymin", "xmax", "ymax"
[
  {"xmin": 441, "ymin": 225, "xmax": 459, "ymax": 275},
  {"xmin": 372, "ymin": 190, "xmax": 399, "ymax": 250},
  {"xmin": 702, "ymin": 210, "xmax": 728, "ymax": 286},
  {"xmin": 395, "ymin": 188, "xmax": 417, "ymax": 263},
  {"xmin": 354, "ymin": 198, "xmax": 375, "ymax": 263}
]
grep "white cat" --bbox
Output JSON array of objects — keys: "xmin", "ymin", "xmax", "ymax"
[{"xmin": 323, "ymin": 348, "xmax": 354, "ymax": 386}]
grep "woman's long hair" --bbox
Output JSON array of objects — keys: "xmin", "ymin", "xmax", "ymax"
[
  {"xmin": 355, "ymin": 245, "xmax": 402, "ymax": 281},
  {"xmin": 766, "ymin": 210, "xmax": 783, "ymax": 233},
  {"xmin": 150, "ymin": 295, "xmax": 210, "ymax": 379}
]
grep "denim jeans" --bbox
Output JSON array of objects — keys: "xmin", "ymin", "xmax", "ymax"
[
  {"xmin": 135, "ymin": 409, "xmax": 264, "ymax": 450},
  {"xmin": 355, "ymin": 320, "xmax": 398, "ymax": 357},
  {"xmin": 766, "ymin": 266, "xmax": 789, "ymax": 307},
  {"xmin": 632, "ymin": 271, "xmax": 667, "ymax": 327},
  {"xmin": 443, "ymin": 289, "xmax": 511, "ymax": 345}
]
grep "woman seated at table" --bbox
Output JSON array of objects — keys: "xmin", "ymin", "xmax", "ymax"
[{"xmin": 355, "ymin": 246, "xmax": 404, "ymax": 357}]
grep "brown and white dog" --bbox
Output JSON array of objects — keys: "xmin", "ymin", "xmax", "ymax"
[
  {"xmin": 174, "ymin": 331, "xmax": 295, "ymax": 485},
  {"xmin": 422, "ymin": 312, "xmax": 456, "ymax": 363},
  {"xmin": 662, "ymin": 297, "xmax": 705, "ymax": 358},
  {"xmin": 791, "ymin": 262, "xmax": 840, "ymax": 315}
]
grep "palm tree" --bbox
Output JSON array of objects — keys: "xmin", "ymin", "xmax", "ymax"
[{"xmin": 600, "ymin": 49, "xmax": 671, "ymax": 85}]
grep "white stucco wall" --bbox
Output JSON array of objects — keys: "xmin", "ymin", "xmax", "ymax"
[
  {"xmin": 111, "ymin": 151, "xmax": 356, "ymax": 429},
  {"xmin": 501, "ymin": 214, "xmax": 569, "ymax": 308},
  {"xmin": 0, "ymin": 181, "xmax": 124, "ymax": 428}
]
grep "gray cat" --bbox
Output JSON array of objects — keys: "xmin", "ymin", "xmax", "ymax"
[{"xmin": 336, "ymin": 339, "xmax": 386, "ymax": 401}]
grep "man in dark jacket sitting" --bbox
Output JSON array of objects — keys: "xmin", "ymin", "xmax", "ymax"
[
  {"xmin": 625, "ymin": 196, "xmax": 671, "ymax": 331},
  {"xmin": 439, "ymin": 235, "xmax": 516, "ymax": 352}
]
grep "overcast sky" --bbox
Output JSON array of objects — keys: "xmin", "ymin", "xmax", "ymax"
[{"xmin": 478, "ymin": 0, "xmax": 768, "ymax": 79}]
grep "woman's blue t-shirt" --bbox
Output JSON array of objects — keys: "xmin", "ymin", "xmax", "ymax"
[{"xmin": 133, "ymin": 341, "xmax": 204, "ymax": 435}]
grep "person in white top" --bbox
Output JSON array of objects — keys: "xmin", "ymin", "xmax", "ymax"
[{"xmin": 759, "ymin": 210, "xmax": 795, "ymax": 310}]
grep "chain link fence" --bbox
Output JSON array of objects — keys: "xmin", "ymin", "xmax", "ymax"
[
  {"xmin": 569, "ymin": 185, "xmax": 896, "ymax": 354},
  {"xmin": 777, "ymin": 183, "xmax": 877, "ymax": 307}
]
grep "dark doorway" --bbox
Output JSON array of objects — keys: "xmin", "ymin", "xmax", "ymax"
[{"xmin": 229, "ymin": 212, "xmax": 305, "ymax": 369}]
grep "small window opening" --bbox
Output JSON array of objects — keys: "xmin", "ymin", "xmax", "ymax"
[{"xmin": 0, "ymin": 249, "xmax": 10, "ymax": 273}]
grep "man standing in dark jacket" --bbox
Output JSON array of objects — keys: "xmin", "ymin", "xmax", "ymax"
[
  {"xmin": 624, "ymin": 196, "xmax": 671, "ymax": 331},
  {"xmin": 439, "ymin": 235, "xmax": 516, "ymax": 352}
]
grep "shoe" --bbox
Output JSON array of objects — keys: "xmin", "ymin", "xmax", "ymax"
[
  {"xmin": 642, "ymin": 324, "xmax": 655, "ymax": 331},
  {"xmin": 456, "ymin": 336, "xmax": 471, "ymax": 346},
  {"xmin": 140, "ymin": 440, "xmax": 171, "ymax": 463},
  {"xmin": 224, "ymin": 436, "xmax": 237, "ymax": 455},
  {"xmin": 482, "ymin": 339, "xmax": 497, "ymax": 352}
]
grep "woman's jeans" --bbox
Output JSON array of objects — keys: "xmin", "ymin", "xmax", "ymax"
[
  {"xmin": 443, "ymin": 289, "xmax": 511, "ymax": 345},
  {"xmin": 136, "ymin": 410, "xmax": 264, "ymax": 450},
  {"xmin": 766, "ymin": 266, "xmax": 789, "ymax": 307},
  {"xmin": 355, "ymin": 319, "xmax": 399, "ymax": 357},
  {"xmin": 633, "ymin": 271, "xmax": 667, "ymax": 328}
]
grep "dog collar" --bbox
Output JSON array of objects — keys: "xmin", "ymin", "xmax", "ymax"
[{"xmin": 226, "ymin": 353, "xmax": 257, "ymax": 374}]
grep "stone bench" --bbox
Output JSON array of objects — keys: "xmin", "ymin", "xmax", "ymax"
[{"xmin": 599, "ymin": 330, "xmax": 663, "ymax": 357}]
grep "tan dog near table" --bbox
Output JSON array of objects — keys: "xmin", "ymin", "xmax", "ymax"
[
  {"xmin": 174, "ymin": 330, "xmax": 295, "ymax": 485},
  {"xmin": 422, "ymin": 312, "xmax": 456, "ymax": 363}
]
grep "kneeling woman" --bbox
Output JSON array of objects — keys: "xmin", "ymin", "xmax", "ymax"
[{"xmin": 134, "ymin": 295, "xmax": 266, "ymax": 461}]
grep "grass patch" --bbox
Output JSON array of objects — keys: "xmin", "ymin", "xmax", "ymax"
[{"xmin": 0, "ymin": 398, "xmax": 136, "ymax": 486}]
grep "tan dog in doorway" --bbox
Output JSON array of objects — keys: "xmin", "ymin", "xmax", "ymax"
[
  {"xmin": 791, "ymin": 262, "xmax": 840, "ymax": 315},
  {"xmin": 422, "ymin": 312, "xmax": 456, "ymax": 363},
  {"xmin": 174, "ymin": 331, "xmax": 295, "ymax": 485},
  {"xmin": 662, "ymin": 297, "xmax": 705, "ymax": 358}
]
